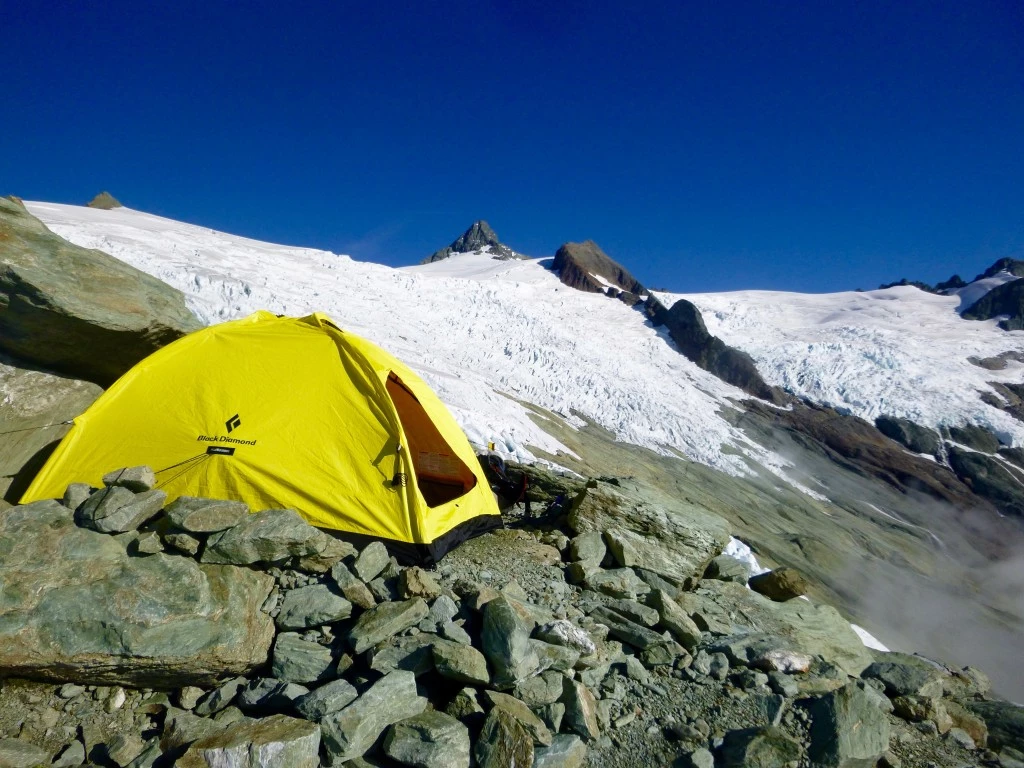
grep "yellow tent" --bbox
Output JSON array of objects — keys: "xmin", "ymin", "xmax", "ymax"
[{"xmin": 22, "ymin": 311, "xmax": 501, "ymax": 562}]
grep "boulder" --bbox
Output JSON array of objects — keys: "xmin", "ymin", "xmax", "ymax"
[
  {"xmin": 102, "ymin": 465, "xmax": 157, "ymax": 492},
  {"xmin": 195, "ymin": 676, "xmax": 247, "ymax": 716},
  {"xmin": 320, "ymin": 671, "xmax": 428, "ymax": 763},
  {"xmin": 0, "ymin": 196, "xmax": 201, "ymax": 386},
  {"xmin": 862, "ymin": 653, "xmax": 946, "ymax": 698},
  {"xmin": 965, "ymin": 700, "xmax": 1024, "ymax": 753},
  {"xmin": 368, "ymin": 634, "xmax": 437, "ymax": 677},
  {"xmin": 176, "ymin": 714, "xmax": 320, "ymax": 768},
  {"xmin": 165, "ymin": 497, "xmax": 249, "ymax": 533},
  {"xmin": 483, "ymin": 691, "xmax": 553, "ymax": 747},
  {"xmin": 0, "ymin": 739, "xmax": 50, "ymax": 768},
  {"xmin": 0, "ymin": 354, "xmax": 101, "ymax": 503},
  {"xmin": 534, "ymin": 620, "xmax": 596, "ymax": 655},
  {"xmin": 352, "ymin": 541, "xmax": 390, "ymax": 582},
  {"xmin": 569, "ymin": 531, "xmax": 606, "ymax": 562},
  {"xmin": 705, "ymin": 554, "xmax": 752, "ymax": 583},
  {"xmin": 271, "ymin": 633, "xmax": 335, "ymax": 684},
  {"xmin": 474, "ymin": 707, "xmax": 534, "ymax": 768},
  {"xmin": 76, "ymin": 486, "xmax": 167, "ymax": 534},
  {"xmin": 560, "ymin": 678, "xmax": 600, "ymax": 741},
  {"xmin": 482, "ymin": 595, "xmax": 540, "ymax": 689},
  {"xmin": 348, "ymin": 598, "xmax": 429, "ymax": 654},
  {"xmin": 0, "ymin": 500, "xmax": 274, "ymax": 686},
  {"xmin": 647, "ymin": 589, "xmax": 702, "ymax": 650},
  {"xmin": 399, "ymin": 567, "xmax": 443, "ymax": 600},
  {"xmin": 533, "ymin": 734, "xmax": 588, "ymax": 768},
  {"xmin": 808, "ymin": 683, "xmax": 890, "ymax": 767},
  {"xmin": 432, "ymin": 639, "xmax": 490, "ymax": 685},
  {"xmin": 720, "ymin": 726, "xmax": 802, "ymax": 767},
  {"xmin": 383, "ymin": 710, "xmax": 471, "ymax": 768},
  {"xmin": 202, "ymin": 509, "xmax": 334, "ymax": 565},
  {"xmin": 293, "ymin": 679, "xmax": 358, "ymax": 722},
  {"xmin": 236, "ymin": 678, "xmax": 309, "ymax": 715},
  {"xmin": 329, "ymin": 562, "xmax": 376, "ymax": 610},
  {"xmin": 568, "ymin": 480, "xmax": 730, "ymax": 584},
  {"xmin": 588, "ymin": 606, "xmax": 667, "ymax": 651},
  {"xmin": 274, "ymin": 585, "xmax": 352, "ymax": 630},
  {"xmin": 514, "ymin": 670, "xmax": 565, "ymax": 707},
  {"xmin": 748, "ymin": 567, "xmax": 809, "ymax": 601}
]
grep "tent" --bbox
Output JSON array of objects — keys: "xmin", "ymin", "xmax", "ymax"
[{"xmin": 21, "ymin": 311, "xmax": 502, "ymax": 562}]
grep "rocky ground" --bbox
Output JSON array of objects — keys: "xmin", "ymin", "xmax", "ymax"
[{"xmin": 0, "ymin": 465, "xmax": 1022, "ymax": 767}]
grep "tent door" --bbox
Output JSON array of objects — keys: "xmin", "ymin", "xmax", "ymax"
[{"xmin": 385, "ymin": 373, "xmax": 477, "ymax": 507}]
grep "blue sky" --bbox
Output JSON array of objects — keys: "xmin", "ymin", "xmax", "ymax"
[{"xmin": 3, "ymin": 0, "xmax": 1021, "ymax": 293}]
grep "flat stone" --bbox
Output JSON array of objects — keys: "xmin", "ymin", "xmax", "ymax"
[
  {"xmin": 352, "ymin": 541, "xmax": 390, "ymax": 582},
  {"xmin": 399, "ymin": 567, "xmax": 443, "ymax": 600},
  {"xmin": 748, "ymin": 567, "xmax": 809, "ymax": 601},
  {"xmin": 534, "ymin": 620, "xmax": 596, "ymax": 655},
  {"xmin": 720, "ymin": 726, "xmax": 802, "ymax": 767},
  {"xmin": 236, "ymin": 678, "xmax": 309, "ymax": 715},
  {"xmin": 474, "ymin": 708, "xmax": 534, "ymax": 768},
  {"xmin": 484, "ymin": 690, "xmax": 553, "ymax": 747},
  {"xmin": 177, "ymin": 714, "xmax": 320, "ymax": 768},
  {"xmin": 0, "ymin": 739, "xmax": 50, "ymax": 768},
  {"xmin": 271, "ymin": 633, "xmax": 335, "ymax": 684},
  {"xmin": 561, "ymin": 678, "xmax": 600, "ymax": 741},
  {"xmin": 77, "ymin": 487, "xmax": 167, "ymax": 533},
  {"xmin": 383, "ymin": 710, "xmax": 471, "ymax": 768},
  {"xmin": 202, "ymin": 509, "xmax": 332, "ymax": 565},
  {"xmin": 585, "ymin": 568, "xmax": 650, "ymax": 600},
  {"xmin": 585, "ymin": 596, "xmax": 658, "ymax": 627},
  {"xmin": 568, "ymin": 480, "xmax": 730, "ymax": 583},
  {"xmin": 294, "ymin": 679, "xmax": 358, "ymax": 722},
  {"xmin": 432, "ymin": 639, "xmax": 490, "ymax": 685},
  {"xmin": 135, "ymin": 530, "xmax": 164, "ymax": 554},
  {"xmin": 533, "ymin": 734, "xmax": 588, "ymax": 768},
  {"xmin": 515, "ymin": 670, "xmax": 565, "ymax": 707},
  {"xmin": 647, "ymin": 589, "xmax": 702, "ymax": 650},
  {"xmin": 293, "ymin": 537, "xmax": 356, "ymax": 574},
  {"xmin": 103, "ymin": 465, "xmax": 157, "ymax": 492},
  {"xmin": 329, "ymin": 562, "xmax": 376, "ymax": 610},
  {"xmin": 0, "ymin": 502, "xmax": 275, "ymax": 686},
  {"xmin": 809, "ymin": 683, "xmax": 890, "ymax": 767},
  {"xmin": 275, "ymin": 584, "xmax": 352, "ymax": 630},
  {"xmin": 348, "ymin": 598, "xmax": 429, "ymax": 654},
  {"xmin": 368, "ymin": 634, "xmax": 437, "ymax": 676},
  {"xmin": 320, "ymin": 671, "xmax": 428, "ymax": 763},
  {"xmin": 440, "ymin": 621, "xmax": 473, "ymax": 645},
  {"xmin": 164, "ymin": 531, "xmax": 202, "ymax": 556},
  {"xmin": 165, "ymin": 496, "xmax": 249, "ymax": 533},
  {"xmin": 482, "ymin": 595, "xmax": 540, "ymax": 689},
  {"xmin": 195, "ymin": 676, "xmax": 247, "ymax": 716},
  {"xmin": 588, "ymin": 606, "xmax": 667, "ymax": 651}
]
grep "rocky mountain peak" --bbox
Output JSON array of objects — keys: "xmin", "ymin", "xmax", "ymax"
[
  {"xmin": 87, "ymin": 191, "xmax": 122, "ymax": 210},
  {"xmin": 552, "ymin": 240, "xmax": 645, "ymax": 297},
  {"xmin": 421, "ymin": 220, "xmax": 523, "ymax": 264}
]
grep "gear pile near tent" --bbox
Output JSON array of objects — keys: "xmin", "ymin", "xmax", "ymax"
[{"xmin": 21, "ymin": 311, "xmax": 502, "ymax": 562}]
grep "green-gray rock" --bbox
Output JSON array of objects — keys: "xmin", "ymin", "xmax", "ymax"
[
  {"xmin": 569, "ymin": 531, "xmax": 606, "ymax": 562},
  {"xmin": 862, "ymin": 653, "xmax": 946, "ymax": 698},
  {"xmin": 102, "ymin": 465, "xmax": 157, "ymax": 492},
  {"xmin": 432, "ymin": 638, "xmax": 490, "ymax": 685},
  {"xmin": 483, "ymin": 690, "xmax": 553, "ymax": 746},
  {"xmin": 76, "ymin": 486, "xmax": 167, "ymax": 533},
  {"xmin": 647, "ymin": 589, "xmax": 702, "ymax": 649},
  {"xmin": 383, "ymin": 710, "xmax": 471, "ymax": 768},
  {"xmin": 533, "ymin": 734, "xmax": 588, "ymax": 768},
  {"xmin": 568, "ymin": 479, "xmax": 730, "ymax": 583},
  {"xmin": 706, "ymin": 554, "xmax": 752, "ymax": 583},
  {"xmin": 474, "ymin": 707, "xmax": 534, "ymax": 768},
  {"xmin": 330, "ymin": 562, "xmax": 376, "ymax": 610},
  {"xmin": 531, "ymin": 639, "xmax": 580, "ymax": 673},
  {"xmin": 194, "ymin": 676, "xmax": 247, "ymax": 716},
  {"xmin": 165, "ymin": 496, "xmax": 249, "ymax": 533},
  {"xmin": 560, "ymin": 678, "xmax": 600, "ymax": 741},
  {"xmin": 0, "ymin": 196, "xmax": 201, "ymax": 386},
  {"xmin": 271, "ymin": 633, "xmax": 335, "ymax": 684},
  {"xmin": 368, "ymin": 634, "xmax": 437, "ymax": 676},
  {"xmin": 482, "ymin": 594, "xmax": 541, "ymax": 689},
  {"xmin": 809, "ymin": 683, "xmax": 890, "ymax": 767},
  {"xmin": 176, "ymin": 714, "xmax": 320, "ymax": 768},
  {"xmin": 0, "ymin": 738, "xmax": 50, "ymax": 768},
  {"xmin": 294, "ymin": 679, "xmax": 358, "ymax": 722},
  {"xmin": 748, "ymin": 567, "xmax": 810, "ymax": 601},
  {"xmin": 352, "ymin": 541, "xmax": 390, "ymax": 582},
  {"xmin": 965, "ymin": 700, "xmax": 1024, "ymax": 753},
  {"xmin": 202, "ymin": 508, "xmax": 333, "ymax": 565},
  {"xmin": 0, "ymin": 500, "xmax": 274, "ymax": 686},
  {"xmin": 275, "ymin": 584, "xmax": 352, "ymax": 630},
  {"xmin": 515, "ymin": 670, "xmax": 565, "ymax": 707},
  {"xmin": 720, "ymin": 726, "xmax": 802, "ymax": 767},
  {"xmin": 588, "ymin": 606, "xmax": 667, "ymax": 651},
  {"xmin": 320, "ymin": 670, "xmax": 428, "ymax": 763},
  {"xmin": 348, "ymin": 598, "xmax": 429, "ymax": 654},
  {"xmin": 585, "ymin": 568, "xmax": 651, "ymax": 600}
]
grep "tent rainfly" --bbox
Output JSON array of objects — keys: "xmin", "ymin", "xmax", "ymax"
[{"xmin": 21, "ymin": 311, "xmax": 502, "ymax": 562}]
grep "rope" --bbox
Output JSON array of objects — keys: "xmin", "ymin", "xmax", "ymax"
[
  {"xmin": 0, "ymin": 420, "xmax": 73, "ymax": 437},
  {"xmin": 154, "ymin": 454, "xmax": 210, "ymax": 489}
]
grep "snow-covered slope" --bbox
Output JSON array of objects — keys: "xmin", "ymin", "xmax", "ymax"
[
  {"xmin": 664, "ymin": 286, "xmax": 1024, "ymax": 446},
  {"xmin": 24, "ymin": 202, "xmax": 1024, "ymax": 483}
]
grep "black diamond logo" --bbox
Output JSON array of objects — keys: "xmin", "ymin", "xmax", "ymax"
[{"xmin": 226, "ymin": 414, "xmax": 241, "ymax": 433}]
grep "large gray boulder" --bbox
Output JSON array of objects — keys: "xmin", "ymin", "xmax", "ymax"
[
  {"xmin": 383, "ymin": 710, "xmax": 471, "ymax": 768},
  {"xmin": 176, "ymin": 714, "xmax": 320, "ymax": 768},
  {"xmin": 348, "ymin": 598, "xmax": 429, "ymax": 654},
  {"xmin": 568, "ymin": 480, "xmax": 731, "ymax": 584},
  {"xmin": 320, "ymin": 670, "xmax": 428, "ymax": 763},
  {"xmin": 482, "ymin": 594, "xmax": 540, "ymax": 689},
  {"xmin": 0, "ymin": 353, "xmax": 101, "ymax": 503},
  {"xmin": 0, "ymin": 499, "xmax": 275, "ymax": 685},
  {"xmin": 808, "ymin": 683, "xmax": 890, "ymax": 767},
  {"xmin": 202, "ymin": 508, "xmax": 335, "ymax": 565},
  {"xmin": 0, "ymin": 196, "xmax": 202, "ymax": 386}
]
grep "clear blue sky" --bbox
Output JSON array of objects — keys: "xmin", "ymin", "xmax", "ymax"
[{"xmin": 3, "ymin": 0, "xmax": 1022, "ymax": 292}]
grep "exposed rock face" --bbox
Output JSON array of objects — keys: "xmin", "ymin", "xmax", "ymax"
[
  {"xmin": 945, "ymin": 423, "xmax": 1001, "ymax": 453},
  {"xmin": 0, "ymin": 500, "xmax": 275, "ymax": 686},
  {"xmin": 645, "ymin": 296, "xmax": 781, "ymax": 402},
  {"xmin": 874, "ymin": 415, "xmax": 941, "ymax": 456},
  {"xmin": 422, "ymin": 220, "xmax": 523, "ymax": 263},
  {"xmin": 552, "ymin": 240, "xmax": 644, "ymax": 295},
  {"xmin": 947, "ymin": 446, "xmax": 1024, "ymax": 518},
  {"xmin": 87, "ymin": 192, "xmax": 122, "ymax": 209},
  {"xmin": 963, "ymin": 277, "xmax": 1024, "ymax": 330},
  {"xmin": 0, "ymin": 197, "xmax": 202, "ymax": 386},
  {"xmin": 568, "ymin": 479, "xmax": 731, "ymax": 584},
  {"xmin": 0, "ymin": 353, "xmax": 101, "ymax": 503}
]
